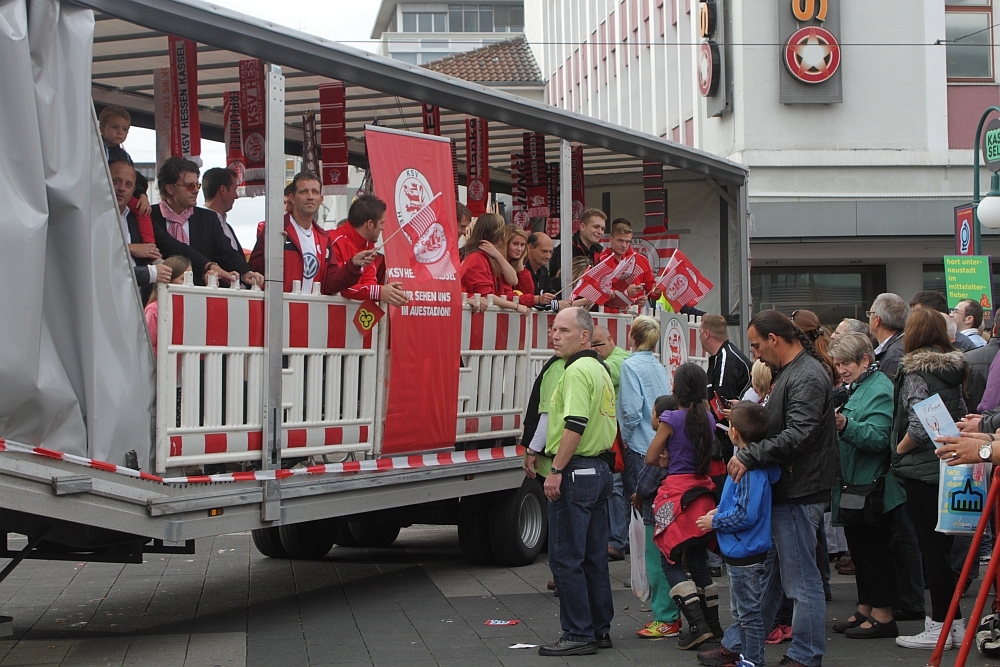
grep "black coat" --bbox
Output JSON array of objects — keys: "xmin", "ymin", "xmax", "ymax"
[{"xmin": 151, "ymin": 206, "xmax": 251, "ymax": 286}]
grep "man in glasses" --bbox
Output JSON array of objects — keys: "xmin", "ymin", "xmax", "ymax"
[
  {"xmin": 866, "ymin": 293, "xmax": 908, "ymax": 381},
  {"xmin": 151, "ymin": 157, "xmax": 263, "ymax": 288}
]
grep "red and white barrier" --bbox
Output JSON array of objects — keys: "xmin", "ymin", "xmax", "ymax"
[
  {"xmin": 155, "ymin": 284, "xmax": 380, "ymax": 473},
  {"xmin": 457, "ymin": 305, "xmax": 531, "ymax": 443},
  {"xmin": 0, "ymin": 437, "xmax": 524, "ymax": 486}
]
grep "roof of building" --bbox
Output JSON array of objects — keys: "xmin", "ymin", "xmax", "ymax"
[{"xmin": 423, "ymin": 37, "xmax": 542, "ymax": 86}]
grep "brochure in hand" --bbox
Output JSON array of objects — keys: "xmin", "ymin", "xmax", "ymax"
[{"xmin": 912, "ymin": 394, "xmax": 961, "ymax": 447}]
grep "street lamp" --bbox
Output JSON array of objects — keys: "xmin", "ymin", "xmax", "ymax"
[{"xmin": 974, "ymin": 107, "xmax": 1000, "ymax": 247}]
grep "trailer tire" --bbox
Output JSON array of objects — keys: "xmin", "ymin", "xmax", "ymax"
[
  {"xmin": 458, "ymin": 494, "xmax": 496, "ymax": 565},
  {"xmin": 251, "ymin": 527, "xmax": 289, "ymax": 559},
  {"xmin": 333, "ymin": 523, "xmax": 361, "ymax": 548},
  {"xmin": 278, "ymin": 520, "xmax": 338, "ymax": 559},
  {"xmin": 488, "ymin": 479, "xmax": 546, "ymax": 567},
  {"xmin": 347, "ymin": 522, "xmax": 401, "ymax": 548}
]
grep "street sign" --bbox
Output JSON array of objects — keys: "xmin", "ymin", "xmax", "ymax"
[
  {"xmin": 983, "ymin": 118, "xmax": 1000, "ymax": 172},
  {"xmin": 944, "ymin": 255, "xmax": 993, "ymax": 311},
  {"xmin": 956, "ymin": 204, "xmax": 975, "ymax": 256}
]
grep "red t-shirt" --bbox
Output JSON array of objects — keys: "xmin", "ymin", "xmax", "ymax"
[
  {"xmin": 461, "ymin": 250, "xmax": 511, "ymax": 297},
  {"xmin": 328, "ymin": 223, "xmax": 381, "ymax": 301},
  {"xmin": 514, "ymin": 267, "xmax": 535, "ymax": 307}
]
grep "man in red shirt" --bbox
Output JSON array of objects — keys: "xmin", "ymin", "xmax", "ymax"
[
  {"xmin": 249, "ymin": 172, "xmax": 375, "ymax": 294},
  {"xmin": 328, "ymin": 195, "xmax": 409, "ymax": 307},
  {"xmin": 594, "ymin": 219, "xmax": 661, "ymax": 306}
]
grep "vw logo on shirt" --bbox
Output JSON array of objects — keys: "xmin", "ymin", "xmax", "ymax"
[{"xmin": 302, "ymin": 252, "xmax": 319, "ymax": 280}]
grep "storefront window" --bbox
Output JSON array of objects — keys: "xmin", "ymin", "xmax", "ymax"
[{"xmin": 751, "ymin": 267, "xmax": 886, "ymax": 329}]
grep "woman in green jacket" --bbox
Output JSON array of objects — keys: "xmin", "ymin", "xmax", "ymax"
[
  {"xmin": 829, "ymin": 333, "xmax": 904, "ymax": 640},
  {"xmin": 891, "ymin": 309, "xmax": 969, "ymax": 650}
]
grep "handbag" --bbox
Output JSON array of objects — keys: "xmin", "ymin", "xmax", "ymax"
[{"xmin": 836, "ymin": 455, "xmax": 889, "ymax": 527}]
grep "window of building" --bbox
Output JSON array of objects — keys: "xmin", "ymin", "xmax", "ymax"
[
  {"xmin": 401, "ymin": 11, "xmax": 448, "ymax": 33},
  {"xmin": 393, "ymin": 52, "xmax": 419, "ymax": 64},
  {"xmin": 945, "ymin": 0, "xmax": 993, "ymax": 80},
  {"xmin": 448, "ymin": 4, "xmax": 523, "ymax": 33},
  {"xmin": 751, "ymin": 266, "xmax": 887, "ymax": 328}
]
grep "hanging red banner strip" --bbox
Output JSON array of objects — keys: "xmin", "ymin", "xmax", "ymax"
[
  {"xmin": 450, "ymin": 139, "xmax": 459, "ymax": 202},
  {"xmin": 319, "ymin": 82, "xmax": 349, "ymax": 196},
  {"xmin": 571, "ymin": 145, "xmax": 586, "ymax": 221},
  {"xmin": 421, "ymin": 104, "xmax": 441, "ymax": 136},
  {"xmin": 465, "ymin": 118, "xmax": 489, "ymax": 216},
  {"xmin": 239, "ymin": 59, "xmax": 266, "ymax": 197},
  {"xmin": 511, "ymin": 152, "xmax": 529, "ymax": 230},
  {"xmin": 302, "ymin": 110, "xmax": 319, "ymax": 176},
  {"xmin": 222, "ymin": 91, "xmax": 245, "ymax": 189},
  {"xmin": 523, "ymin": 132, "xmax": 549, "ymax": 218},
  {"xmin": 546, "ymin": 161, "xmax": 561, "ymax": 239},
  {"xmin": 643, "ymin": 161, "xmax": 668, "ymax": 231},
  {"xmin": 168, "ymin": 37, "xmax": 201, "ymax": 165}
]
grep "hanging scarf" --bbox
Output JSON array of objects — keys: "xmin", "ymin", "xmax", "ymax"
[
  {"xmin": 523, "ymin": 131, "xmax": 549, "ymax": 218},
  {"xmin": 239, "ymin": 59, "xmax": 266, "ymax": 197},
  {"xmin": 302, "ymin": 110, "xmax": 319, "ymax": 175},
  {"xmin": 167, "ymin": 36, "xmax": 201, "ymax": 165},
  {"xmin": 223, "ymin": 91, "xmax": 245, "ymax": 189},
  {"xmin": 465, "ymin": 118, "xmax": 489, "ymax": 216},
  {"xmin": 511, "ymin": 152, "xmax": 529, "ymax": 230},
  {"xmin": 643, "ymin": 161, "xmax": 667, "ymax": 231},
  {"xmin": 319, "ymin": 82, "xmax": 349, "ymax": 195},
  {"xmin": 571, "ymin": 144, "xmax": 586, "ymax": 222}
]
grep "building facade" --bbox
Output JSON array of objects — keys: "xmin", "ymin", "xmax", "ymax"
[{"xmin": 529, "ymin": 0, "xmax": 1000, "ymax": 325}]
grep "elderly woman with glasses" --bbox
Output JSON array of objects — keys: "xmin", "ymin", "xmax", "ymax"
[{"xmin": 827, "ymin": 333, "xmax": 903, "ymax": 640}]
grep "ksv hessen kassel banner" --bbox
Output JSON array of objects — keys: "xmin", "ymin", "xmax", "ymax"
[{"xmin": 365, "ymin": 126, "xmax": 462, "ymax": 455}]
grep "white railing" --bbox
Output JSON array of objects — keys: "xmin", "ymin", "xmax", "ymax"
[{"xmin": 154, "ymin": 280, "xmax": 380, "ymax": 473}]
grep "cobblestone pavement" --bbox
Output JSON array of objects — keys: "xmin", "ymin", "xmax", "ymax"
[{"xmin": 0, "ymin": 527, "xmax": 990, "ymax": 666}]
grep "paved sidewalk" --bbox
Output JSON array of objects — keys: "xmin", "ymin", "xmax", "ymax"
[{"xmin": 0, "ymin": 527, "xmax": 989, "ymax": 666}]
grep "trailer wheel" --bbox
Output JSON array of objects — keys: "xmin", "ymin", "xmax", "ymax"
[
  {"xmin": 333, "ymin": 523, "xmax": 360, "ymax": 548},
  {"xmin": 347, "ymin": 522, "xmax": 401, "ymax": 548},
  {"xmin": 489, "ymin": 478, "xmax": 547, "ymax": 567},
  {"xmin": 251, "ymin": 527, "xmax": 289, "ymax": 559},
  {"xmin": 458, "ymin": 494, "xmax": 496, "ymax": 565},
  {"xmin": 278, "ymin": 520, "xmax": 338, "ymax": 559}
]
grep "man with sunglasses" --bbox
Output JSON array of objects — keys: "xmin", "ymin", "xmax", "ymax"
[{"xmin": 151, "ymin": 157, "xmax": 263, "ymax": 288}]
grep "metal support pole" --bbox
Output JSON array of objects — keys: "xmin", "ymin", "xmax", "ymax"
[
  {"xmin": 928, "ymin": 467, "xmax": 1000, "ymax": 667},
  {"xmin": 973, "ymin": 106, "xmax": 1000, "ymax": 256},
  {"xmin": 559, "ymin": 140, "xmax": 573, "ymax": 295},
  {"xmin": 260, "ymin": 63, "xmax": 285, "ymax": 523}
]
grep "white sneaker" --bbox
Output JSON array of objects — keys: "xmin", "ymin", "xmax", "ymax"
[
  {"xmin": 895, "ymin": 617, "xmax": 953, "ymax": 650},
  {"xmin": 951, "ymin": 618, "xmax": 967, "ymax": 647}
]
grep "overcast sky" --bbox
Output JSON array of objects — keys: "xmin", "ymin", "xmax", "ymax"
[{"xmin": 130, "ymin": 0, "xmax": 384, "ymax": 248}]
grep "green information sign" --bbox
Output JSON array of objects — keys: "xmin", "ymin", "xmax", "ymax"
[
  {"xmin": 944, "ymin": 255, "xmax": 993, "ymax": 311},
  {"xmin": 984, "ymin": 118, "xmax": 1000, "ymax": 172}
]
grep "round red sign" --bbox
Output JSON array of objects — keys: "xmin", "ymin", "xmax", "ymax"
[
  {"xmin": 699, "ymin": 40, "xmax": 720, "ymax": 97},
  {"xmin": 784, "ymin": 26, "xmax": 841, "ymax": 84}
]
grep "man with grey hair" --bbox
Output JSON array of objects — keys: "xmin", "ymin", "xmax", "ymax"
[
  {"xmin": 833, "ymin": 318, "xmax": 868, "ymax": 339},
  {"xmin": 538, "ymin": 307, "xmax": 618, "ymax": 656},
  {"xmin": 867, "ymin": 293, "xmax": 908, "ymax": 380}
]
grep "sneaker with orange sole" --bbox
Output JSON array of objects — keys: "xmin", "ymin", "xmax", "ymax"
[{"xmin": 637, "ymin": 619, "xmax": 682, "ymax": 638}]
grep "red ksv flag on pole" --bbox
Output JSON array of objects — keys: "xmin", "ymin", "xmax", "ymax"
[
  {"xmin": 656, "ymin": 249, "xmax": 713, "ymax": 311},
  {"xmin": 364, "ymin": 126, "xmax": 462, "ymax": 456},
  {"xmin": 571, "ymin": 255, "xmax": 643, "ymax": 309}
]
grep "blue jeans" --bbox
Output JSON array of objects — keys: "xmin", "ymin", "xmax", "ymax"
[
  {"xmin": 548, "ymin": 457, "xmax": 615, "ymax": 642},
  {"xmin": 728, "ymin": 561, "xmax": 769, "ymax": 666},
  {"xmin": 609, "ymin": 472, "xmax": 628, "ymax": 552},
  {"xmin": 721, "ymin": 503, "xmax": 826, "ymax": 667}
]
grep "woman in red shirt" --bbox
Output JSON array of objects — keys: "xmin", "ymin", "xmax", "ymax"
[
  {"xmin": 459, "ymin": 213, "xmax": 526, "ymax": 313},
  {"xmin": 504, "ymin": 225, "xmax": 536, "ymax": 308}
]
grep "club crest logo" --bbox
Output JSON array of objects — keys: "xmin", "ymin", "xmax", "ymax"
[
  {"xmin": 666, "ymin": 274, "xmax": 690, "ymax": 300},
  {"xmin": 395, "ymin": 168, "xmax": 433, "ymax": 223},
  {"xmin": 414, "ymin": 222, "xmax": 447, "ymax": 265},
  {"xmin": 468, "ymin": 179, "xmax": 485, "ymax": 201},
  {"xmin": 244, "ymin": 131, "xmax": 265, "ymax": 162}
]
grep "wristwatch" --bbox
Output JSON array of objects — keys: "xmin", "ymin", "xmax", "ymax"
[
  {"xmin": 550, "ymin": 467, "xmax": 563, "ymax": 475},
  {"xmin": 979, "ymin": 442, "xmax": 993, "ymax": 462}
]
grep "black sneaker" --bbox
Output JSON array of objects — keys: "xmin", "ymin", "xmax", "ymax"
[
  {"xmin": 538, "ymin": 638, "xmax": 598, "ymax": 656},
  {"xmin": 596, "ymin": 633, "xmax": 613, "ymax": 649}
]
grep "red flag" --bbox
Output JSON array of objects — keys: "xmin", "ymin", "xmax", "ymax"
[
  {"xmin": 465, "ymin": 118, "xmax": 489, "ymax": 216},
  {"xmin": 570, "ymin": 255, "xmax": 616, "ymax": 303},
  {"xmin": 302, "ymin": 110, "xmax": 319, "ymax": 175},
  {"xmin": 571, "ymin": 145, "xmax": 586, "ymax": 221},
  {"xmin": 643, "ymin": 161, "xmax": 668, "ymax": 231},
  {"xmin": 397, "ymin": 193, "xmax": 458, "ymax": 281},
  {"xmin": 656, "ymin": 249, "xmax": 714, "ymax": 310},
  {"xmin": 239, "ymin": 59, "xmax": 266, "ymax": 197},
  {"xmin": 222, "ymin": 91, "xmax": 245, "ymax": 189},
  {"xmin": 168, "ymin": 37, "xmax": 201, "ymax": 165},
  {"xmin": 510, "ymin": 152, "xmax": 529, "ymax": 230},
  {"xmin": 523, "ymin": 132, "xmax": 549, "ymax": 217},
  {"xmin": 352, "ymin": 299, "xmax": 385, "ymax": 335},
  {"xmin": 319, "ymin": 82, "xmax": 349, "ymax": 195},
  {"xmin": 421, "ymin": 104, "xmax": 441, "ymax": 135}
]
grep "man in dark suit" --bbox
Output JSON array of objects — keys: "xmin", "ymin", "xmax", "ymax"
[
  {"xmin": 151, "ymin": 157, "xmax": 263, "ymax": 288},
  {"xmin": 203, "ymin": 167, "xmax": 245, "ymax": 255},
  {"xmin": 111, "ymin": 160, "xmax": 217, "ymax": 301}
]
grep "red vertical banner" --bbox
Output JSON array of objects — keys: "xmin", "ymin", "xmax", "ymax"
[
  {"xmin": 301, "ymin": 110, "xmax": 319, "ymax": 176},
  {"xmin": 571, "ymin": 144, "xmax": 586, "ymax": 221},
  {"xmin": 450, "ymin": 139, "xmax": 459, "ymax": 202},
  {"xmin": 365, "ymin": 126, "xmax": 462, "ymax": 456},
  {"xmin": 956, "ymin": 204, "xmax": 975, "ymax": 256},
  {"xmin": 319, "ymin": 82, "xmax": 349, "ymax": 195},
  {"xmin": 168, "ymin": 37, "xmax": 201, "ymax": 165},
  {"xmin": 511, "ymin": 152, "xmax": 529, "ymax": 230},
  {"xmin": 222, "ymin": 91, "xmax": 245, "ymax": 189},
  {"xmin": 546, "ymin": 161, "xmax": 562, "ymax": 238},
  {"xmin": 239, "ymin": 59, "xmax": 266, "ymax": 197},
  {"xmin": 523, "ymin": 132, "xmax": 549, "ymax": 217},
  {"xmin": 465, "ymin": 118, "xmax": 489, "ymax": 216},
  {"xmin": 422, "ymin": 104, "xmax": 441, "ymax": 135},
  {"xmin": 643, "ymin": 161, "xmax": 668, "ymax": 231}
]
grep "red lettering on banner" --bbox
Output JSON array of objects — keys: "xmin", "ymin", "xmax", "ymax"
[
  {"xmin": 288, "ymin": 303, "xmax": 309, "ymax": 348},
  {"xmin": 327, "ymin": 304, "xmax": 346, "ymax": 348},
  {"xmin": 365, "ymin": 127, "xmax": 462, "ymax": 456},
  {"xmin": 171, "ymin": 294, "xmax": 185, "ymax": 346},
  {"xmin": 205, "ymin": 297, "xmax": 229, "ymax": 346},
  {"xmin": 204, "ymin": 433, "xmax": 228, "ymax": 454}
]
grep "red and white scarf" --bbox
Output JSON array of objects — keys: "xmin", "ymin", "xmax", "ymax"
[
  {"xmin": 159, "ymin": 200, "xmax": 193, "ymax": 245},
  {"xmin": 571, "ymin": 145, "xmax": 586, "ymax": 222},
  {"xmin": 319, "ymin": 82, "xmax": 348, "ymax": 195},
  {"xmin": 510, "ymin": 152, "xmax": 529, "ymax": 230},
  {"xmin": 523, "ymin": 132, "xmax": 549, "ymax": 218},
  {"xmin": 302, "ymin": 110, "xmax": 319, "ymax": 176},
  {"xmin": 643, "ymin": 161, "xmax": 667, "ymax": 231},
  {"xmin": 465, "ymin": 118, "xmax": 489, "ymax": 216},
  {"xmin": 239, "ymin": 59, "xmax": 266, "ymax": 197},
  {"xmin": 421, "ymin": 104, "xmax": 441, "ymax": 135},
  {"xmin": 168, "ymin": 36, "xmax": 201, "ymax": 165},
  {"xmin": 223, "ymin": 91, "xmax": 245, "ymax": 190}
]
